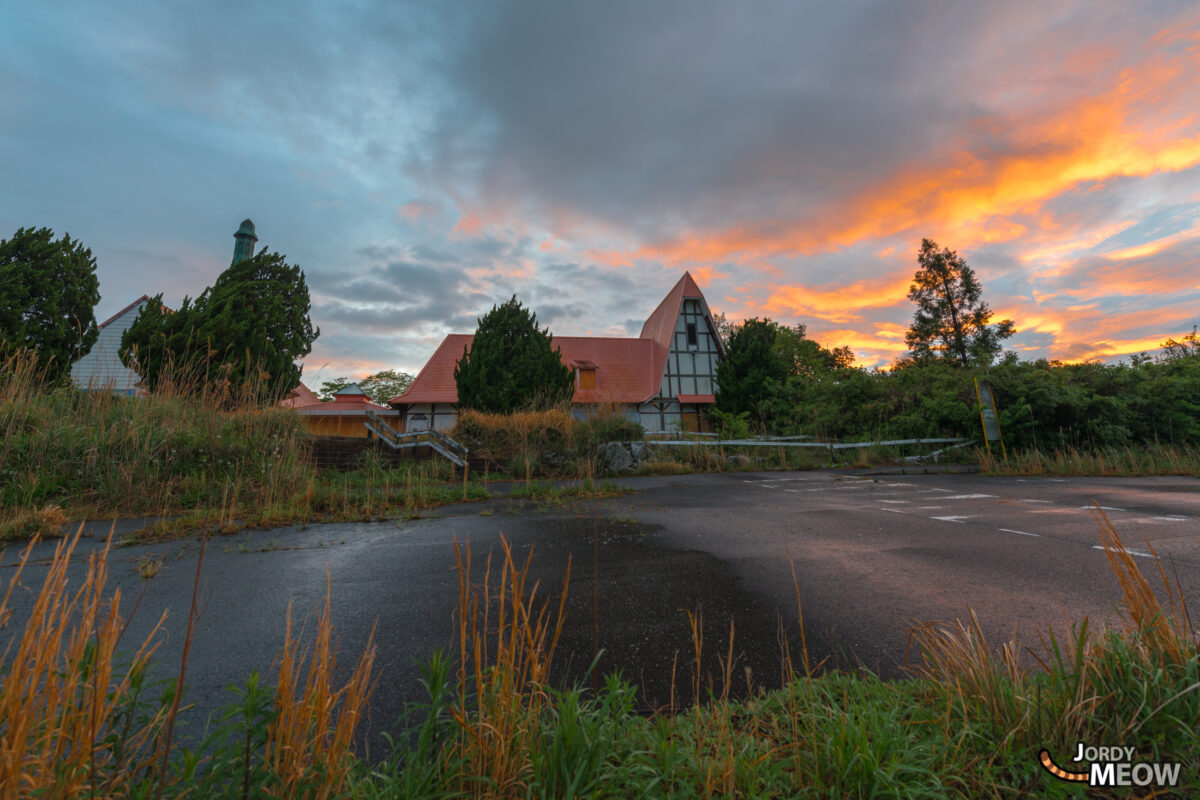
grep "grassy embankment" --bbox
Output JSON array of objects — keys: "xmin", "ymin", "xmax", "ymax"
[
  {"xmin": 1, "ymin": 513, "xmax": 1196, "ymax": 797},
  {"xmin": 0, "ymin": 357, "xmax": 628, "ymax": 541}
]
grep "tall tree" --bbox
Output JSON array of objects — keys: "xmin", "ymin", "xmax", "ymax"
[
  {"xmin": 904, "ymin": 239, "xmax": 1014, "ymax": 368},
  {"xmin": 318, "ymin": 376, "xmax": 353, "ymax": 401},
  {"xmin": 454, "ymin": 296, "xmax": 574, "ymax": 413},
  {"xmin": 0, "ymin": 227, "xmax": 100, "ymax": 380},
  {"xmin": 121, "ymin": 250, "xmax": 319, "ymax": 403},
  {"xmin": 773, "ymin": 322, "xmax": 856, "ymax": 378},
  {"xmin": 715, "ymin": 318, "xmax": 790, "ymax": 421},
  {"xmin": 359, "ymin": 368, "xmax": 413, "ymax": 404}
]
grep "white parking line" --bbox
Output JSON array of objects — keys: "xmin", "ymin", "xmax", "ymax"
[
  {"xmin": 1000, "ymin": 528, "xmax": 1040, "ymax": 537},
  {"xmin": 1019, "ymin": 499, "xmax": 1052, "ymax": 504},
  {"xmin": 880, "ymin": 508, "xmax": 907, "ymax": 514},
  {"xmin": 1153, "ymin": 516, "xmax": 1189, "ymax": 521},
  {"xmin": 1092, "ymin": 545, "xmax": 1153, "ymax": 559},
  {"xmin": 931, "ymin": 515, "xmax": 973, "ymax": 523},
  {"xmin": 1080, "ymin": 506, "xmax": 1126, "ymax": 512},
  {"xmin": 916, "ymin": 506, "xmax": 945, "ymax": 510},
  {"xmin": 879, "ymin": 499, "xmax": 909, "ymax": 504},
  {"xmin": 943, "ymin": 494, "xmax": 997, "ymax": 500}
]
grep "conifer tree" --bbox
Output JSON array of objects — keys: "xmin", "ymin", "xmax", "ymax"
[
  {"xmin": 454, "ymin": 296, "xmax": 574, "ymax": 413},
  {"xmin": 904, "ymin": 239, "xmax": 1014, "ymax": 368},
  {"xmin": 0, "ymin": 227, "xmax": 100, "ymax": 380},
  {"xmin": 121, "ymin": 250, "xmax": 318, "ymax": 403}
]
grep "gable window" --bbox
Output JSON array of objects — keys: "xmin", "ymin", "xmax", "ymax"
[{"xmin": 686, "ymin": 322, "xmax": 698, "ymax": 348}]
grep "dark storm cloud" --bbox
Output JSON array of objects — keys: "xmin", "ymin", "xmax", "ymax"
[
  {"xmin": 418, "ymin": 0, "xmax": 1086, "ymax": 236},
  {"xmin": 309, "ymin": 245, "xmax": 490, "ymax": 338}
]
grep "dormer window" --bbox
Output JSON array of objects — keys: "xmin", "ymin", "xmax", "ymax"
[{"xmin": 572, "ymin": 359, "xmax": 597, "ymax": 390}]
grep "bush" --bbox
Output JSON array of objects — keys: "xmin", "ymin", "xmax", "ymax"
[
  {"xmin": 451, "ymin": 408, "xmax": 576, "ymax": 466},
  {"xmin": 573, "ymin": 412, "xmax": 644, "ymax": 450}
]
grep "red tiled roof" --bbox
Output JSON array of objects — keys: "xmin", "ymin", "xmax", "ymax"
[
  {"xmin": 280, "ymin": 382, "xmax": 322, "ymax": 408},
  {"xmin": 677, "ymin": 394, "xmax": 716, "ymax": 404},
  {"xmin": 391, "ymin": 272, "xmax": 716, "ymax": 407},
  {"xmin": 392, "ymin": 335, "xmax": 660, "ymax": 405},
  {"xmin": 391, "ymin": 334, "xmax": 474, "ymax": 404}
]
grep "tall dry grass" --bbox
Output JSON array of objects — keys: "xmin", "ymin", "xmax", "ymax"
[
  {"xmin": 979, "ymin": 443, "xmax": 1200, "ymax": 476},
  {"xmin": 0, "ymin": 523, "xmax": 376, "ymax": 797},
  {"xmin": 451, "ymin": 408, "xmax": 643, "ymax": 478},
  {"xmin": 908, "ymin": 508, "xmax": 1199, "ymax": 775},
  {"xmin": 450, "ymin": 535, "xmax": 571, "ymax": 797},
  {"xmin": 0, "ymin": 350, "xmax": 313, "ymax": 519},
  {"xmin": 0, "ymin": 528, "xmax": 167, "ymax": 797},
  {"xmin": 268, "ymin": 575, "xmax": 377, "ymax": 798}
]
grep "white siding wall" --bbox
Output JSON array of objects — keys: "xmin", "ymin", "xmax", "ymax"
[
  {"xmin": 405, "ymin": 403, "xmax": 459, "ymax": 432},
  {"xmin": 70, "ymin": 303, "xmax": 146, "ymax": 395}
]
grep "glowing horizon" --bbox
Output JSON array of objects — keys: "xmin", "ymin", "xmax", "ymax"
[{"xmin": 3, "ymin": 2, "xmax": 1198, "ymax": 381}]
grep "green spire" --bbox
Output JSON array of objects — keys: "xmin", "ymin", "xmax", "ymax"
[{"xmin": 232, "ymin": 218, "xmax": 257, "ymax": 264}]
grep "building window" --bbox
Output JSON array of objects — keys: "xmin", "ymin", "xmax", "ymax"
[
  {"xmin": 686, "ymin": 322, "xmax": 698, "ymax": 347},
  {"xmin": 579, "ymin": 367, "xmax": 596, "ymax": 390}
]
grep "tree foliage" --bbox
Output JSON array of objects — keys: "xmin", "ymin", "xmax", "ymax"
[
  {"xmin": 318, "ymin": 377, "xmax": 352, "ymax": 401},
  {"xmin": 716, "ymin": 318, "xmax": 855, "ymax": 429},
  {"xmin": 359, "ymin": 369, "xmax": 413, "ymax": 404},
  {"xmin": 903, "ymin": 239, "xmax": 1014, "ymax": 368},
  {"xmin": 0, "ymin": 227, "xmax": 101, "ymax": 380},
  {"xmin": 121, "ymin": 250, "xmax": 318, "ymax": 404},
  {"xmin": 319, "ymin": 369, "xmax": 413, "ymax": 403},
  {"xmin": 715, "ymin": 319, "xmax": 790, "ymax": 421},
  {"xmin": 454, "ymin": 296, "xmax": 574, "ymax": 413}
]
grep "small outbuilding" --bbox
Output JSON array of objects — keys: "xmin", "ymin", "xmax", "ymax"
[{"xmin": 287, "ymin": 382, "xmax": 401, "ymax": 438}]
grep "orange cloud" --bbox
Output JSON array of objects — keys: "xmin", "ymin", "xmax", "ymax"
[
  {"xmin": 396, "ymin": 201, "xmax": 439, "ymax": 224},
  {"xmin": 757, "ymin": 274, "xmax": 913, "ymax": 323},
  {"xmin": 598, "ymin": 30, "xmax": 1200, "ymax": 265}
]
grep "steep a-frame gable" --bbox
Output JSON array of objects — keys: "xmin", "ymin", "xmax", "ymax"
[{"xmin": 639, "ymin": 272, "xmax": 724, "ymax": 401}]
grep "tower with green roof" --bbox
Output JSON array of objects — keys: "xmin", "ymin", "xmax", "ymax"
[{"xmin": 232, "ymin": 218, "xmax": 258, "ymax": 264}]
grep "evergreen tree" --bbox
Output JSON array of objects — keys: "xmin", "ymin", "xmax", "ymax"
[
  {"xmin": 715, "ymin": 318, "xmax": 790, "ymax": 422},
  {"xmin": 454, "ymin": 296, "xmax": 574, "ymax": 413},
  {"xmin": 121, "ymin": 250, "xmax": 318, "ymax": 403},
  {"xmin": 904, "ymin": 239, "xmax": 1014, "ymax": 368},
  {"xmin": 0, "ymin": 227, "xmax": 100, "ymax": 380}
]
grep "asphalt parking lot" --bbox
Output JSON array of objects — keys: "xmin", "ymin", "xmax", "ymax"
[{"xmin": 3, "ymin": 470, "xmax": 1197, "ymax": 752}]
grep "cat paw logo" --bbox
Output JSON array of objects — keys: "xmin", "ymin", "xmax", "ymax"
[{"xmin": 1039, "ymin": 744, "xmax": 1182, "ymax": 789}]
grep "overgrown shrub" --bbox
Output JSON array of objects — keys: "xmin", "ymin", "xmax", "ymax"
[
  {"xmin": 572, "ymin": 412, "xmax": 643, "ymax": 450},
  {"xmin": 755, "ymin": 355, "xmax": 1200, "ymax": 450},
  {"xmin": 0, "ymin": 351, "xmax": 313, "ymax": 516}
]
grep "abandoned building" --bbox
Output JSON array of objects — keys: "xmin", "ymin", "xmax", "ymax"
[{"xmin": 389, "ymin": 272, "xmax": 724, "ymax": 433}]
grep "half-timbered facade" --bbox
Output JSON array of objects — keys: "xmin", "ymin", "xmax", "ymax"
[{"xmin": 390, "ymin": 273, "xmax": 724, "ymax": 433}]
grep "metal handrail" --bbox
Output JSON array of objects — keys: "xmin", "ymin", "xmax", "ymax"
[{"xmin": 363, "ymin": 409, "xmax": 468, "ymax": 468}]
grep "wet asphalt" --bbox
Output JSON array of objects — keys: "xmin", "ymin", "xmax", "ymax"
[{"xmin": 2, "ymin": 470, "xmax": 1198, "ymax": 755}]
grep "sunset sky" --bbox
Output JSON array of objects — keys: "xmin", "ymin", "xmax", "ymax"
[{"xmin": 4, "ymin": 1, "xmax": 1199, "ymax": 385}]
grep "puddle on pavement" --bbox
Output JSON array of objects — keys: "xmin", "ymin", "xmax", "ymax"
[{"xmin": 485, "ymin": 516, "xmax": 821, "ymax": 711}]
